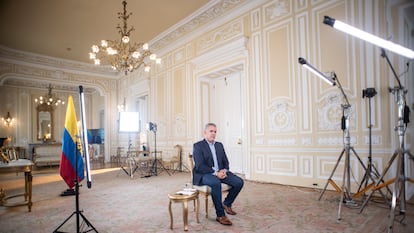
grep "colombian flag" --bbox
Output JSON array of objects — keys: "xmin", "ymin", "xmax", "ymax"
[{"xmin": 59, "ymin": 95, "xmax": 85, "ymax": 188}]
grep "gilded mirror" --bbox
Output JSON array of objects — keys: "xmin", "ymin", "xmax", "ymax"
[{"xmin": 36, "ymin": 104, "xmax": 54, "ymax": 141}]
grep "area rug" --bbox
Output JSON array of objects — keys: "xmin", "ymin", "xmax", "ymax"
[{"xmin": 0, "ymin": 168, "xmax": 413, "ymax": 233}]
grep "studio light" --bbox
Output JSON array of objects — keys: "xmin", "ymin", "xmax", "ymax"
[
  {"xmin": 323, "ymin": 16, "xmax": 414, "ymax": 59},
  {"xmin": 298, "ymin": 57, "xmax": 335, "ymax": 86},
  {"xmin": 147, "ymin": 122, "xmax": 157, "ymax": 133},
  {"xmin": 89, "ymin": 0, "xmax": 161, "ymax": 75}
]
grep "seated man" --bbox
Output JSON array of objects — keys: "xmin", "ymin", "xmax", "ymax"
[{"xmin": 192, "ymin": 123, "xmax": 244, "ymax": 226}]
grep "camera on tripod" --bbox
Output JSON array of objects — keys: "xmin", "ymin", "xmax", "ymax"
[{"xmin": 362, "ymin": 87, "xmax": 377, "ymax": 98}]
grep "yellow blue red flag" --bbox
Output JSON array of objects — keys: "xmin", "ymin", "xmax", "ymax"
[{"xmin": 59, "ymin": 95, "xmax": 85, "ymax": 188}]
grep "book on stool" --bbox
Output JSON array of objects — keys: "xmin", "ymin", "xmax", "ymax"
[{"xmin": 176, "ymin": 188, "xmax": 197, "ymax": 196}]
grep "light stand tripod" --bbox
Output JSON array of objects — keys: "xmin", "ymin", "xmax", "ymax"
[
  {"xmin": 148, "ymin": 122, "xmax": 170, "ymax": 176},
  {"xmin": 359, "ymin": 49, "xmax": 413, "ymax": 233},
  {"xmin": 317, "ymin": 74, "xmax": 369, "ymax": 220},
  {"xmin": 54, "ymin": 136, "xmax": 97, "ymax": 233},
  {"xmin": 119, "ymin": 137, "xmax": 138, "ymax": 178},
  {"xmin": 298, "ymin": 57, "xmax": 372, "ymax": 220},
  {"xmin": 356, "ymin": 88, "xmax": 391, "ymax": 200}
]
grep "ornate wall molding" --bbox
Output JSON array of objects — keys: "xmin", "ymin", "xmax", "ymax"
[
  {"xmin": 196, "ymin": 20, "xmax": 244, "ymax": 53},
  {"xmin": 268, "ymin": 99, "xmax": 295, "ymax": 132},
  {"xmin": 173, "ymin": 114, "xmax": 187, "ymax": 137},
  {"xmin": 191, "ymin": 37, "xmax": 249, "ymax": 74},
  {"xmin": 263, "ymin": 0, "xmax": 292, "ymax": 25},
  {"xmin": 317, "ymin": 92, "xmax": 356, "ymax": 131},
  {"xmin": 151, "ymin": 0, "xmax": 248, "ymax": 51}
]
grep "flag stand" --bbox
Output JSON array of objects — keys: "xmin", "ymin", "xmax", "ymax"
[
  {"xmin": 53, "ymin": 137, "xmax": 97, "ymax": 233},
  {"xmin": 54, "ymin": 87, "xmax": 97, "ymax": 233}
]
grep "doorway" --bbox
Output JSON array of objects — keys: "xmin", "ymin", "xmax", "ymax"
[{"xmin": 205, "ymin": 71, "xmax": 244, "ymax": 174}]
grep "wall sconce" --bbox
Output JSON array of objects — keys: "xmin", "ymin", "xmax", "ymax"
[
  {"xmin": 117, "ymin": 97, "xmax": 126, "ymax": 112},
  {"xmin": 2, "ymin": 112, "xmax": 14, "ymax": 127}
]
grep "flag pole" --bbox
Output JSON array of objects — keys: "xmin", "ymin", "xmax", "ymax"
[{"xmin": 53, "ymin": 87, "xmax": 97, "ymax": 233}]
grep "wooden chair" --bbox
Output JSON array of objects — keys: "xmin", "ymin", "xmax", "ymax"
[
  {"xmin": 188, "ymin": 154, "xmax": 231, "ymax": 218},
  {"xmin": 163, "ymin": 145, "xmax": 182, "ymax": 172}
]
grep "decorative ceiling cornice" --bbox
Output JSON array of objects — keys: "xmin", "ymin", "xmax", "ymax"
[
  {"xmin": 151, "ymin": 0, "xmax": 248, "ymax": 52},
  {"xmin": 1, "ymin": 78, "xmax": 97, "ymax": 94}
]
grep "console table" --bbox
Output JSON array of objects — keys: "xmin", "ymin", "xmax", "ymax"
[
  {"xmin": 28, "ymin": 142, "xmax": 61, "ymax": 161},
  {"xmin": 0, "ymin": 159, "xmax": 33, "ymax": 212}
]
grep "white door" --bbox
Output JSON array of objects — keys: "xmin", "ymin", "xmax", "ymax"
[{"xmin": 211, "ymin": 72, "xmax": 243, "ymax": 174}]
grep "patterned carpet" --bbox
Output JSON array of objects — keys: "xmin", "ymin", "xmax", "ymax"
[{"xmin": 0, "ymin": 166, "xmax": 413, "ymax": 233}]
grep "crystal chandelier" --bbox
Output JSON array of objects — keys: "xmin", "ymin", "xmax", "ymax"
[
  {"xmin": 34, "ymin": 84, "xmax": 65, "ymax": 106},
  {"xmin": 89, "ymin": 0, "xmax": 161, "ymax": 75}
]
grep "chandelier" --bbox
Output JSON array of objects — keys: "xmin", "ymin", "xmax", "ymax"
[
  {"xmin": 89, "ymin": 0, "xmax": 161, "ymax": 74},
  {"xmin": 34, "ymin": 84, "xmax": 65, "ymax": 107}
]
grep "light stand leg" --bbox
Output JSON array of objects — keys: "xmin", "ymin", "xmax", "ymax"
[
  {"xmin": 386, "ymin": 149, "xmax": 414, "ymax": 233},
  {"xmin": 360, "ymin": 150, "xmax": 399, "ymax": 213},
  {"xmin": 337, "ymin": 148, "xmax": 349, "ymax": 220},
  {"xmin": 319, "ymin": 149, "xmax": 345, "ymax": 201},
  {"xmin": 388, "ymin": 150, "xmax": 403, "ymax": 233}
]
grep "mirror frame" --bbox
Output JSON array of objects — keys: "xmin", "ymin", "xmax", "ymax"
[{"xmin": 36, "ymin": 104, "xmax": 54, "ymax": 141}]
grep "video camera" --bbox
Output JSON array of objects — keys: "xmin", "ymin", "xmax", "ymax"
[{"xmin": 362, "ymin": 87, "xmax": 377, "ymax": 98}]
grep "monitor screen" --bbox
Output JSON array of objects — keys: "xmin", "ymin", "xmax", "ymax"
[
  {"xmin": 87, "ymin": 128, "xmax": 104, "ymax": 144},
  {"xmin": 119, "ymin": 112, "xmax": 140, "ymax": 132}
]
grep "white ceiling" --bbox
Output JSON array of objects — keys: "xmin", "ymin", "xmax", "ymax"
[{"xmin": 0, "ymin": 0, "xmax": 210, "ymax": 65}]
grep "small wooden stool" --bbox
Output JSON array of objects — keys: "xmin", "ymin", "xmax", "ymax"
[{"xmin": 168, "ymin": 190, "xmax": 199, "ymax": 231}]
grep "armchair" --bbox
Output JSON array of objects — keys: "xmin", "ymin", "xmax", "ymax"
[
  {"xmin": 188, "ymin": 153, "xmax": 231, "ymax": 218},
  {"xmin": 163, "ymin": 144, "xmax": 185, "ymax": 173}
]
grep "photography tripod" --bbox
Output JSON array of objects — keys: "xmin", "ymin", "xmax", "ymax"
[
  {"xmin": 54, "ymin": 137, "xmax": 97, "ymax": 233},
  {"xmin": 359, "ymin": 50, "xmax": 413, "ymax": 233},
  {"xmin": 318, "ymin": 74, "xmax": 368, "ymax": 220},
  {"xmin": 148, "ymin": 125, "xmax": 170, "ymax": 176},
  {"xmin": 356, "ymin": 88, "xmax": 390, "ymax": 201}
]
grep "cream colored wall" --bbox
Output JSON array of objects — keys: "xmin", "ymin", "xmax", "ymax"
[{"xmin": 121, "ymin": 0, "xmax": 413, "ymax": 195}]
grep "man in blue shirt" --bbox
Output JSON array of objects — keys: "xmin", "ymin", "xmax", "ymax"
[{"xmin": 192, "ymin": 123, "xmax": 244, "ymax": 225}]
